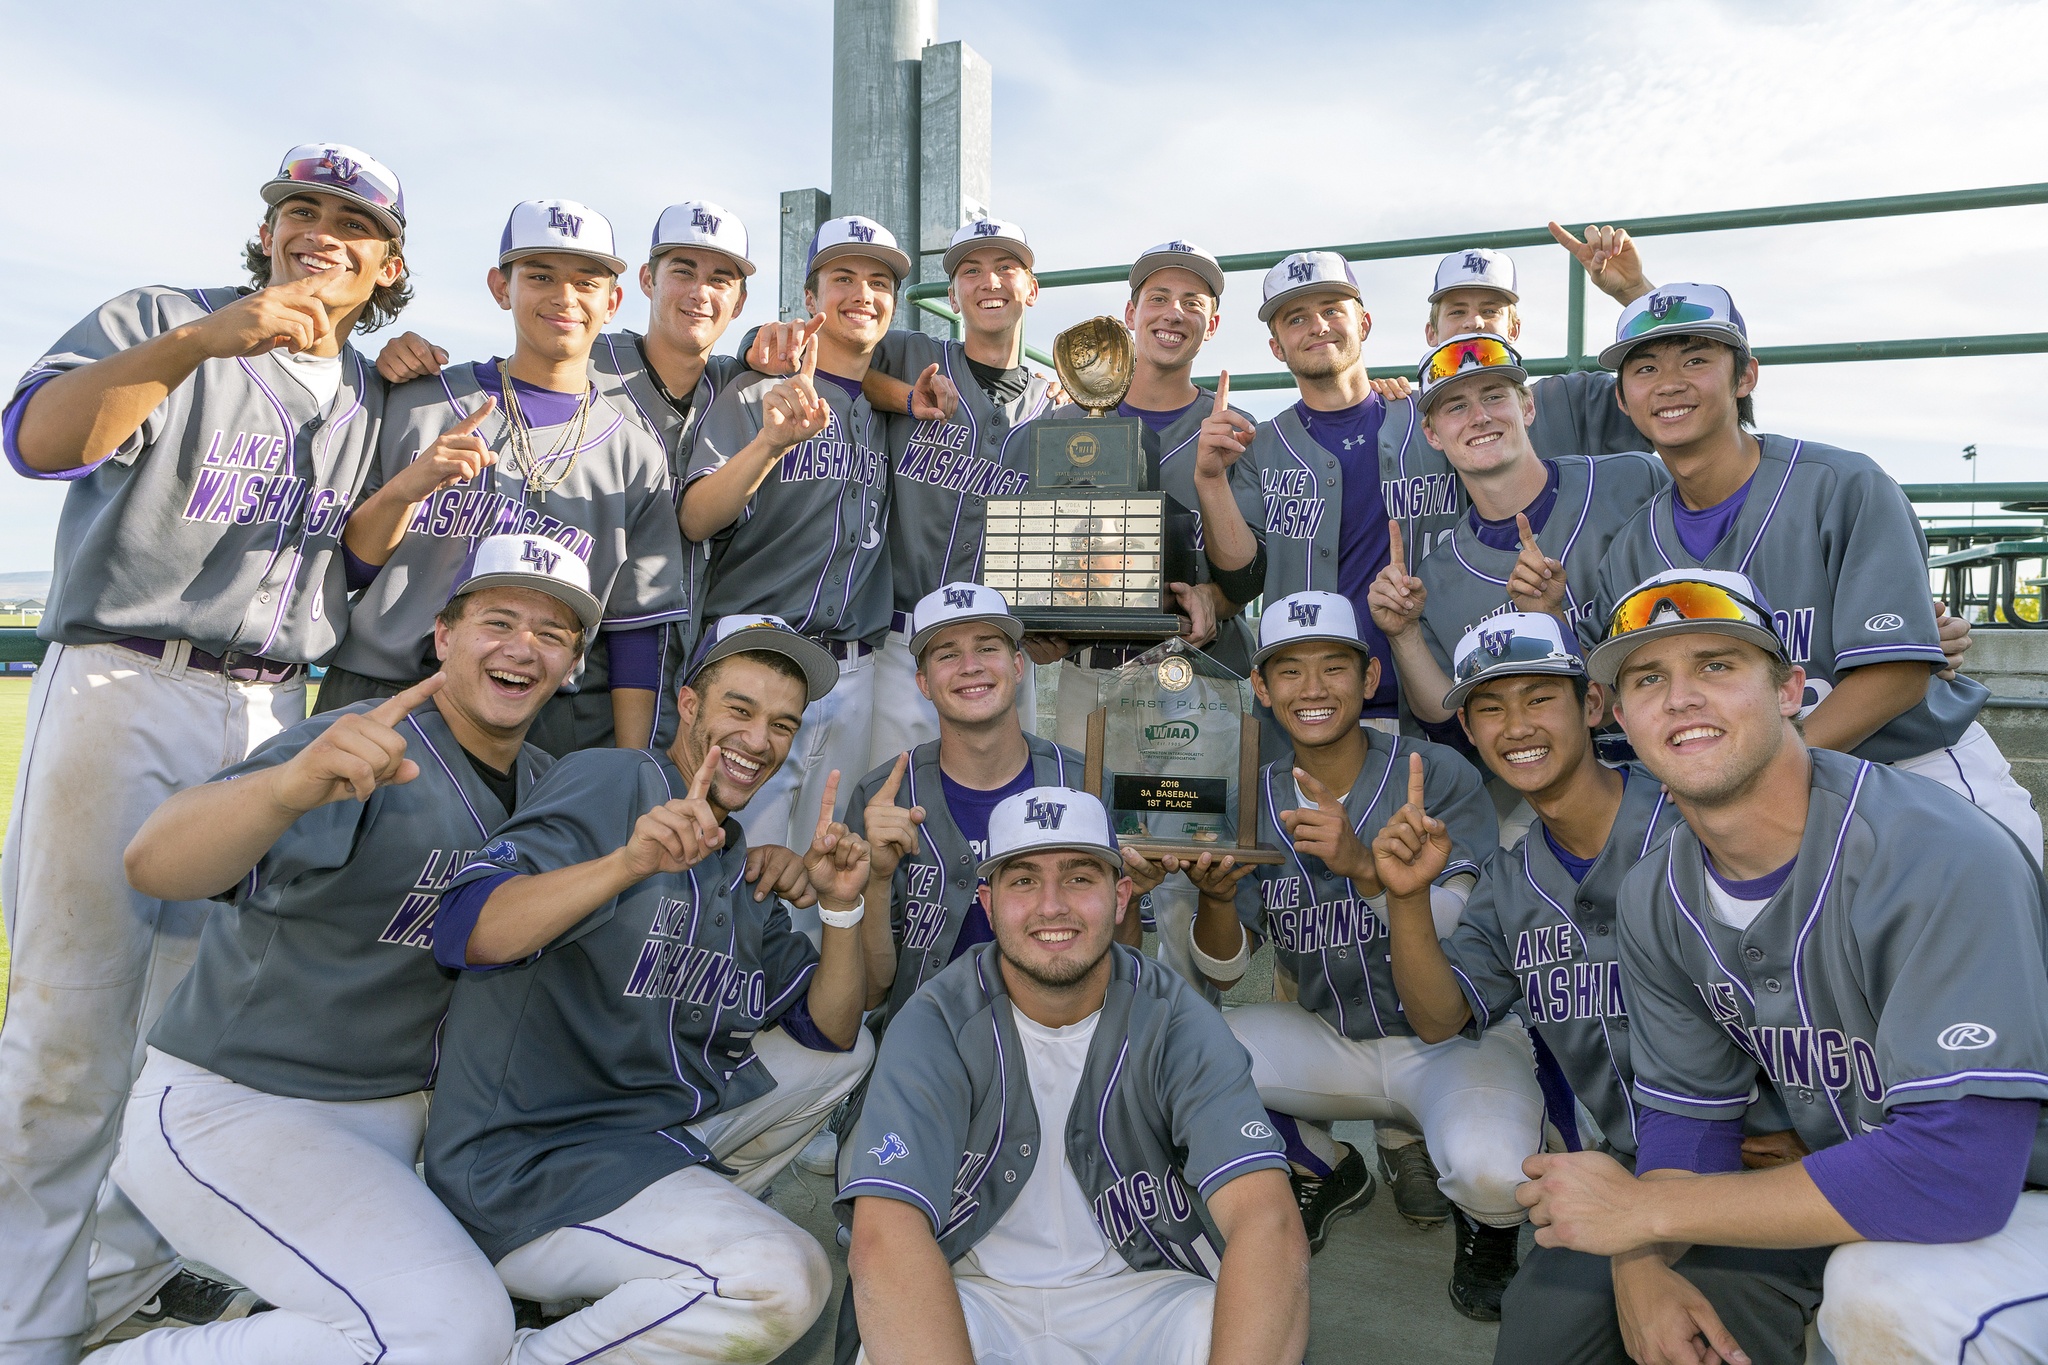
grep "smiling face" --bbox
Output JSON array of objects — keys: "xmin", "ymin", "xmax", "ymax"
[
  {"xmin": 806, "ymin": 257, "xmax": 898, "ymax": 355},
  {"xmin": 1124, "ymin": 267, "xmax": 1220, "ymax": 374},
  {"xmin": 1252, "ymin": 642, "xmax": 1379, "ymax": 751},
  {"xmin": 949, "ymin": 247, "xmax": 1037, "ymax": 345},
  {"xmin": 1459, "ymin": 674, "xmax": 1602, "ymax": 796},
  {"xmin": 259, "ymin": 191, "xmax": 402, "ymax": 309},
  {"xmin": 489, "ymin": 254, "xmax": 623, "ymax": 366},
  {"xmin": 674, "ymin": 653, "xmax": 809, "ymax": 815},
  {"xmin": 1268, "ymin": 290, "xmax": 1369, "ymax": 382},
  {"xmin": 917, "ymin": 622, "xmax": 1023, "ymax": 726},
  {"xmin": 1610, "ymin": 634, "xmax": 1803, "ymax": 808},
  {"xmin": 1427, "ymin": 287, "xmax": 1519, "ymax": 346},
  {"xmin": 640, "ymin": 248, "xmax": 747, "ymax": 355},
  {"xmin": 1615, "ymin": 336, "xmax": 1757, "ymax": 452},
  {"xmin": 432, "ymin": 586, "xmax": 582, "ymax": 736},
  {"xmin": 1422, "ymin": 374, "xmax": 1537, "ymax": 476},
  {"xmin": 981, "ymin": 850, "xmax": 1129, "ymax": 993}
]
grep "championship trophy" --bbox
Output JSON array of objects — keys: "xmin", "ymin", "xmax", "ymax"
[{"xmin": 992, "ymin": 316, "xmax": 1283, "ymax": 866}]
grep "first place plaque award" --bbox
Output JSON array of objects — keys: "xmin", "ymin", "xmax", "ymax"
[{"xmin": 978, "ymin": 317, "xmax": 1195, "ymax": 639}]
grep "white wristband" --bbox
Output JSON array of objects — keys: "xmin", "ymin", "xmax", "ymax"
[
  {"xmin": 816, "ymin": 896, "xmax": 865, "ymax": 929},
  {"xmin": 1189, "ymin": 920, "xmax": 1252, "ymax": 979}
]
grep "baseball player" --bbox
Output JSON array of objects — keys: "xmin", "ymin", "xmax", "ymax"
[
  {"xmin": 376, "ymin": 200, "xmax": 768, "ymax": 733},
  {"xmin": 1374, "ymin": 611, "xmax": 1823, "ymax": 1365},
  {"xmin": 1372, "ymin": 231, "xmax": 1658, "ymax": 460},
  {"xmin": 98, "ymin": 535, "xmax": 597, "ymax": 1364},
  {"xmin": 680, "ymin": 215, "xmax": 906, "ymax": 897},
  {"xmin": 1516, "ymin": 567, "xmax": 2048, "ymax": 1364},
  {"xmin": 1186, "ymin": 591, "xmax": 1547, "ymax": 1321},
  {"xmin": 840, "ymin": 787, "xmax": 1309, "ymax": 1365},
  {"xmin": 425, "ymin": 615, "xmax": 876, "ymax": 1365},
  {"xmin": 320, "ymin": 199, "xmax": 686, "ymax": 758},
  {"xmin": 1585, "ymin": 284, "xmax": 2042, "ymax": 858},
  {"xmin": 0, "ymin": 143, "xmax": 407, "ymax": 1359},
  {"xmin": 1369, "ymin": 333, "xmax": 1666, "ymax": 726}
]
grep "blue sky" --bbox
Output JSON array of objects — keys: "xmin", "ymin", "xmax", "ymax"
[{"xmin": 3, "ymin": 0, "xmax": 2044, "ymax": 570}]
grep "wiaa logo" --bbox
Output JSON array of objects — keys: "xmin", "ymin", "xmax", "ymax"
[
  {"xmin": 1140, "ymin": 720, "xmax": 1198, "ymax": 754},
  {"xmin": 1937, "ymin": 1022, "xmax": 1997, "ymax": 1051}
]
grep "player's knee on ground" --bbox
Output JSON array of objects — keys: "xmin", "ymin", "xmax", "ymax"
[
  {"xmin": 692, "ymin": 1224, "xmax": 834, "ymax": 1356},
  {"xmin": 388, "ymin": 1282, "xmax": 516, "ymax": 1365},
  {"xmin": 1815, "ymin": 1242, "xmax": 1935, "ymax": 1361},
  {"xmin": 1427, "ymin": 1119, "xmax": 1531, "ymax": 1223}
]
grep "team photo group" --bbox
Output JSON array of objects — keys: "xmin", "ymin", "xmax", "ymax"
[{"xmin": 0, "ymin": 139, "xmax": 2044, "ymax": 1365}]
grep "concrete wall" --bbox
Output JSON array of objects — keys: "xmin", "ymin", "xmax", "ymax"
[{"xmin": 1956, "ymin": 628, "xmax": 2048, "ymax": 808}]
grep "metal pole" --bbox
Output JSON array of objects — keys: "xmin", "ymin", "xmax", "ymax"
[
  {"xmin": 1565, "ymin": 259, "xmax": 1587, "ymax": 371},
  {"xmin": 832, "ymin": 0, "xmax": 937, "ymax": 329}
]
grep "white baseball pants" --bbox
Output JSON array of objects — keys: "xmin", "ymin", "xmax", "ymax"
[
  {"xmin": 1226, "ymin": 1003, "xmax": 1544, "ymax": 1228},
  {"xmin": 865, "ymin": 629, "xmax": 940, "ymax": 774},
  {"xmin": 855, "ymin": 1266, "xmax": 1226, "ymax": 1365},
  {"xmin": 737, "ymin": 651, "xmax": 874, "ymax": 941},
  {"xmin": 100, "ymin": 1049, "xmax": 511, "ymax": 1365},
  {"xmin": 0, "ymin": 642, "xmax": 302, "ymax": 1364},
  {"xmin": 1817, "ymin": 1190, "xmax": 2048, "ymax": 1364},
  {"xmin": 495, "ymin": 1025, "xmax": 874, "ymax": 1364},
  {"xmin": 1894, "ymin": 721, "xmax": 2043, "ymax": 866}
]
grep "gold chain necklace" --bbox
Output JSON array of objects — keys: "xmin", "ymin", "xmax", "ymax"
[{"xmin": 497, "ymin": 360, "xmax": 592, "ymax": 501}]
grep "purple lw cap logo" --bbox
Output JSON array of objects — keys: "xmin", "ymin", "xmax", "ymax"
[
  {"xmin": 942, "ymin": 586, "xmax": 977, "ymax": 610},
  {"xmin": 848, "ymin": 222, "xmax": 876, "ymax": 243},
  {"xmin": 548, "ymin": 206, "xmax": 582, "ymax": 237},
  {"xmin": 1023, "ymin": 797, "xmax": 1067, "ymax": 830},
  {"xmin": 1286, "ymin": 259, "xmax": 1314, "ymax": 283},
  {"xmin": 1287, "ymin": 599, "xmax": 1323, "ymax": 627},
  {"xmin": 1479, "ymin": 627, "xmax": 1513, "ymax": 657}
]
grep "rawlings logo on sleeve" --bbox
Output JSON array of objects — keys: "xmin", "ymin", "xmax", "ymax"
[{"xmin": 1937, "ymin": 1023, "xmax": 1997, "ymax": 1050}]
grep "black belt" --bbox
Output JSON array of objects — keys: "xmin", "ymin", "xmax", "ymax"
[{"xmin": 116, "ymin": 637, "xmax": 304, "ymax": 684}]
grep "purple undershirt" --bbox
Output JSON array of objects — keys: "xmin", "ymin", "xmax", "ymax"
[
  {"xmin": 1118, "ymin": 398, "xmax": 1200, "ymax": 435},
  {"xmin": 937, "ymin": 760, "xmax": 1035, "ymax": 959},
  {"xmin": 434, "ymin": 870, "xmax": 849, "ymax": 1052},
  {"xmin": 1705, "ymin": 851, "xmax": 1797, "ymax": 902},
  {"xmin": 4, "ymin": 373, "xmax": 107, "ymax": 482},
  {"xmin": 472, "ymin": 360, "xmax": 587, "ymax": 428},
  {"xmin": 1672, "ymin": 471, "xmax": 1757, "ymax": 561},
  {"xmin": 604, "ymin": 626, "xmax": 660, "ymax": 691},
  {"xmin": 342, "ymin": 543, "xmax": 381, "ymax": 592},
  {"xmin": 1638, "ymin": 1098, "xmax": 2037, "ymax": 1244},
  {"xmin": 816, "ymin": 371, "xmax": 863, "ymax": 404},
  {"xmin": 1297, "ymin": 395, "xmax": 1396, "ymax": 717},
  {"xmin": 1543, "ymin": 766, "xmax": 1630, "ymax": 885},
  {"xmin": 1470, "ymin": 460, "xmax": 1561, "ymax": 553}
]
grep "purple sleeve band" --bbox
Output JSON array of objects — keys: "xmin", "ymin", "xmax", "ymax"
[
  {"xmin": 341, "ymin": 542, "xmax": 381, "ymax": 592},
  {"xmin": 604, "ymin": 625, "xmax": 662, "ymax": 691},
  {"xmin": 1805, "ymin": 1096, "xmax": 2037, "ymax": 1244},
  {"xmin": 776, "ymin": 993, "xmax": 854, "ymax": 1053},
  {"xmin": 432, "ymin": 871, "xmax": 518, "ymax": 971},
  {"xmin": 1635, "ymin": 1108, "xmax": 1744, "ymax": 1175},
  {"xmin": 5, "ymin": 373, "xmax": 111, "ymax": 482}
]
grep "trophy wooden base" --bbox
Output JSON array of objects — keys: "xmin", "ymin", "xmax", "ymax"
[
  {"xmin": 1082, "ymin": 707, "xmax": 1285, "ymax": 866},
  {"xmin": 1015, "ymin": 608, "xmax": 1185, "ymax": 639}
]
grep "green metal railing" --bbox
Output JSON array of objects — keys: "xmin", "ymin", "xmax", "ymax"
[{"xmin": 908, "ymin": 182, "xmax": 2048, "ymax": 390}]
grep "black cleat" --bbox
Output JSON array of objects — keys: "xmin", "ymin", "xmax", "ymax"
[
  {"xmin": 108, "ymin": 1270, "xmax": 259, "ymax": 1341},
  {"xmin": 1379, "ymin": 1141, "xmax": 1451, "ymax": 1228},
  {"xmin": 1448, "ymin": 1208, "xmax": 1521, "ymax": 1322},
  {"xmin": 1290, "ymin": 1141, "xmax": 1376, "ymax": 1254}
]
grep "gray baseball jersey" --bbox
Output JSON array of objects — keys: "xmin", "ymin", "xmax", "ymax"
[
  {"xmin": 1619, "ymin": 749, "xmax": 2048, "ymax": 1181},
  {"xmin": 845, "ymin": 734, "xmax": 1084, "ymax": 1025},
  {"xmin": 1588, "ymin": 435, "xmax": 1984, "ymax": 763},
  {"xmin": 332, "ymin": 364, "xmax": 688, "ymax": 686},
  {"xmin": 838, "ymin": 942, "xmax": 1288, "ymax": 1274},
  {"xmin": 146, "ymin": 701, "xmax": 550, "ymax": 1100},
  {"xmin": 1444, "ymin": 766, "xmax": 1678, "ymax": 1154},
  {"xmin": 873, "ymin": 332, "xmax": 1056, "ymax": 609},
  {"xmin": 1417, "ymin": 454, "xmax": 1668, "ymax": 670},
  {"xmin": 686, "ymin": 369, "xmax": 892, "ymax": 643},
  {"xmin": 6, "ymin": 285, "xmax": 386, "ymax": 663},
  {"xmin": 1234, "ymin": 731, "xmax": 1499, "ymax": 1040},
  {"xmin": 426, "ymin": 746, "xmax": 825, "ymax": 1259}
]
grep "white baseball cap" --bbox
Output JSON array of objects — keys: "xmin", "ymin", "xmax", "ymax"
[
  {"xmin": 806, "ymin": 215, "xmax": 912, "ymax": 282},
  {"xmin": 649, "ymin": 200, "xmax": 755, "ymax": 276},
  {"xmin": 1430, "ymin": 247, "xmax": 1519, "ymax": 303},
  {"xmin": 909, "ymin": 582, "xmax": 1025, "ymax": 659},
  {"xmin": 1253, "ymin": 591, "xmax": 1368, "ymax": 667},
  {"xmin": 1259, "ymin": 251, "xmax": 1361, "ymax": 323},
  {"xmin": 1586, "ymin": 568, "xmax": 1785, "ymax": 686},
  {"xmin": 262, "ymin": 143, "xmax": 406, "ymax": 242},
  {"xmin": 684, "ymin": 614, "xmax": 840, "ymax": 705},
  {"xmin": 499, "ymin": 199, "xmax": 627, "ymax": 275},
  {"xmin": 453, "ymin": 533, "xmax": 603, "ymax": 634},
  {"xmin": 979, "ymin": 787, "xmax": 1123, "ymax": 879},
  {"xmin": 1443, "ymin": 613, "xmax": 1585, "ymax": 711},
  {"xmin": 1598, "ymin": 283, "xmax": 1750, "ymax": 370},
  {"xmin": 1129, "ymin": 239, "xmax": 1227, "ymax": 298},
  {"xmin": 943, "ymin": 217, "xmax": 1034, "ymax": 276}
]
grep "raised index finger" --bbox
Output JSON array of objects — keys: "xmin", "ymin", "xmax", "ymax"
[
  {"xmin": 1516, "ymin": 512, "xmax": 1541, "ymax": 556},
  {"xmin": 1213, "ymin": 370, "xmax": 1230, "ymax": 414},
  {"xmin": 814, "ymin": 769, "xmax": 842, "ymax": 843},
  {"xmin": 367, "ymin": 672, "xmax": 446, "ymax": 725},
  {"xmin": 877, "ymin": 751, "xmax": 908, "ymax": 803},
  {"xmin": 1387, "ymin": 519, "xmax": 1406, "ymax": 576},
  {"xmin": 689, "ymin": 744, "xmax": 722, "ymax": 801},
  {"xmin": 1407, "ymin": 752, "xmax": 1426, "ymax": 810},
  {"xmin": 453, "ymin": 394, "xmax": 496, "ymax": 435}
]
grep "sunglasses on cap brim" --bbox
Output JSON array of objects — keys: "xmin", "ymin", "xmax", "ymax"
[
  {"xmin": 1607, "ymin": 579, "xmax": 1771, "ymax": 639},
  {"xmin": 1453, "ymin": 632, "xmax": 1581, "ymax": 688},
  {"xmin": 1421, "ymin": 336, "xmax": 1522, "ymax": 388},
  {"xmin": 276, "ymin": 155, "xmax": 403, "ymax": 220}
]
